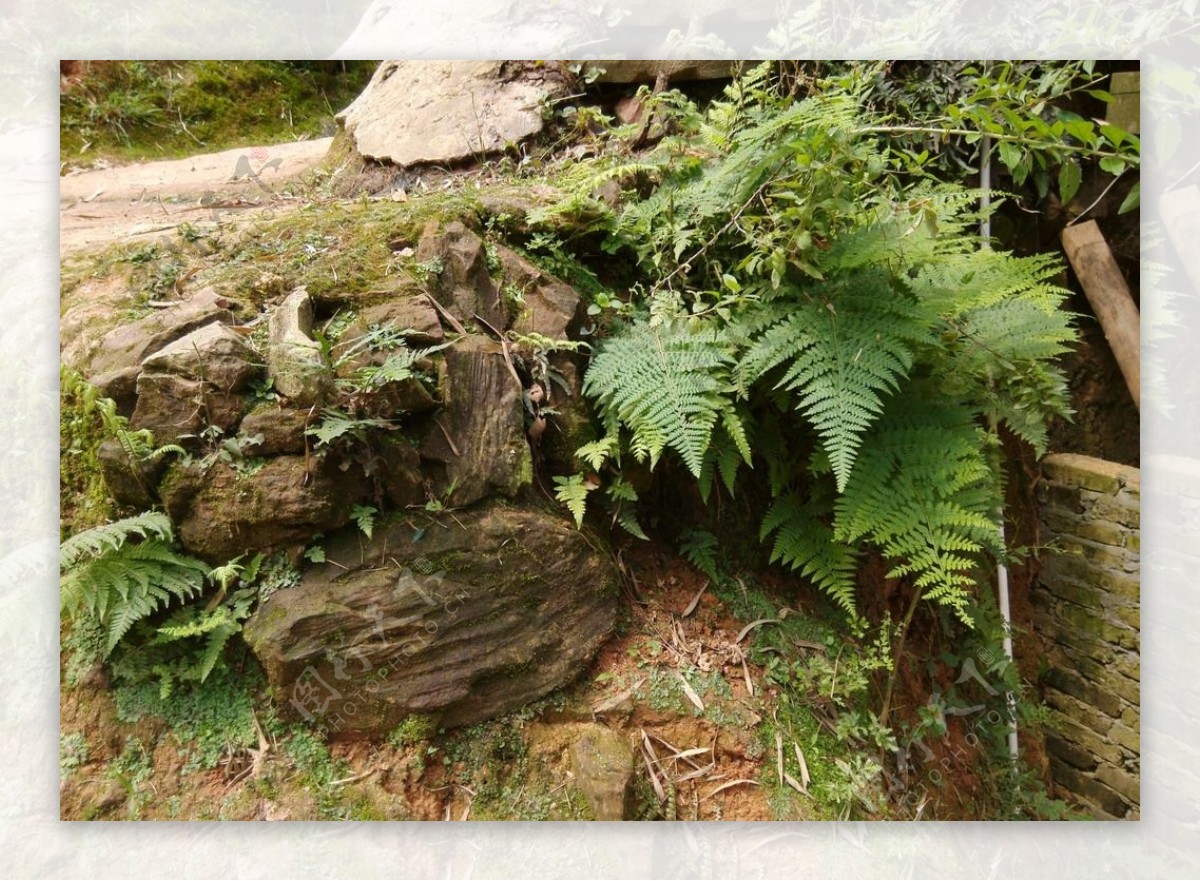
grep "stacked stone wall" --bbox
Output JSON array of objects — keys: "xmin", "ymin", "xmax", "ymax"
[{"xmin": 1033, "ymin": 453, "xmax": 1140, "ymax": 819}]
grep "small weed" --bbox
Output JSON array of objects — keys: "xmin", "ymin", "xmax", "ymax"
[
  {"xmin": 412, "ymin": 256, "xmax": 444, "ymax": 283},
  {"xmin": 107, "ymin": 736, "xmax": 153, "ymax": 819},
  {"xmin": 387, "ymin": 714, "xmax": 437, "ymax": 749},
  {"xmin": 114, "ymin": 661, "xmax": 261, "ymax": 772},
  {"xmin": 60, "ymin": 732, "xmax": 90, "ymax": 780}
]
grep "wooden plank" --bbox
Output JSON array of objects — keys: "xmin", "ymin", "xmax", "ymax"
[
  {"xmin": 1108, "ymin": 71, "xmax": 1140, "ymax": 134},
  {"xmin": 1061, "ymin": 221, "xmax": 1140, "ymax": 409}
]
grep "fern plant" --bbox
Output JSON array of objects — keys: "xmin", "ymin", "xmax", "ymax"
[
  {"xmin": 556, "ymin": 67, "xmax": 1077, "ymax": 627},
  {"xmin": 110, "ymin": 583, "xmax": 258, "ymax": 699},
  {"xmin": 60, "ymin": 512, "xmax": 209, "ymax": 656}
]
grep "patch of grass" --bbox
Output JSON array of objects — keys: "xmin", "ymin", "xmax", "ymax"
[
  {"xmin": 281, "ymin": 727, "xmax": 364, "ymax": 820},
  {"xmin": 113, "ymin": 657, "xmax": 262, "ymax": 772},
  {"xmin": 206, "ymin": 192, "xmax": 483, "ymax": 305},
  {"xmin": 61, "ymin": 61, "xmax": 377, "ymax": 167}
]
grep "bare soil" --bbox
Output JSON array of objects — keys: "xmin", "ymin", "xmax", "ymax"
[{"xmin": 59, "ymin": 138, "xmax": 332, "ymax": 256}]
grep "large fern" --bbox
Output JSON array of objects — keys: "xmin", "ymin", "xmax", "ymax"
[
  {"xmin": 832, "ymin": 399, "xmax": 1003, "ymax": 625},
  {"xmin": 735, "ymin": 271, "xmax": 928, "ymax": 491},
  {"xmin": 111, "ymin": 586, "xmax": 257, "ymax": 698},
  {"xmin": 563, "ymin": 67, "xmax": 1077, "ymax": 626},
  {"xmin": 583, "ymin": 318, "xmax": 748, "ymax": 478},
  {"xmin": 60, "ymin": 513, "xmax": 208, "ymax": 656}
]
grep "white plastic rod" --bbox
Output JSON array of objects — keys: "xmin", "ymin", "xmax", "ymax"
[{"xmin": 979, "ymin": 134, "xmax": 1020, "ymax": 766}]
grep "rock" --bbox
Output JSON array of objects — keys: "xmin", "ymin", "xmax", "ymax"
[
  {"xmin": 84, "ymin": 287, "xmax": 236, "ymax": 381},
  {"xmin": 140, "ymin": 322, "xmax": 261, "ymax": 392},
  {"xmin": 535, "ymin": 357, "xmax": 595, "ymax": 478},
  {"xmin": 159, "ymin": 454, "xmax": 368, "ymax": 562},
  {"xmin": 268, "ymin": 288, "xmax": 332, "ymax": 406},
  {"xmin": 595, "ymin": 61, "xmax": 736, "ymax": 84},
  {"xmin": 238, "ymin": 407, "xmax": 315, "ymax": 456},
  {"xmin": 495, "ymin": 244, "xmax": 587, "ymax": 341},
  {"xmin": 129, "ymin": 373, "xmax": 245, "ymax": 445},
  {"xmin": 377, "ymin": 375, "xmax": 439, "ymax": 418},
  {"xmin": 420, "ymin": 335, "xmax": 531, "ymax": 507},
  {"xmin": 415, "ymin": 220, "xmax": 507, "ymax": 330},
  {"xmin": 615, "ymin": 95, "xmax": 645, "ymax": 126},
  {"xmin": 477, "ymin": 190, "xmax": 558, "ymax": 235},
  {"xmin": 569, "ymin": 724, "xmax": 636, "ymax": 820},
  {"xmin": 89, "ymin": 366, "xmax": 141, "ymax": 417},
  {"xmin": 342, "ymin": 297, "xmax": 445, "ymax": 349},
  {"xmin": 243, "ymin": 503, "xmax": 619, "ymax": 733},
  {"xmin": 376, "ymin": 437, "xmax": 427, "ymax": 508},
  {"xmin": 96, "ymin": 436, "xmax": 168, "ymax": 509},
  {"xmin": 336, "ymin": 61, "xmax": 569, "ymax": 168}
]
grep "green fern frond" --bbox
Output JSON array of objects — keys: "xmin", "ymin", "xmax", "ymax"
[
  {"xmin": 584, "ymin": 319, "xmax": 739, "ymax": 477},
  {"xmin": 679, "ymin": 528, "xmax": 721, "ymax": 583},
  {"xmin": 760, "ymin": 491, "xmax": 858, "ymax": 615},
  {"xmin": 554, "ymin": 474, "xmax": 596, "ymax": 528},
  {"xmin": 736, "ymin": 275, "xmax": 925, "ymax": 491},
  {"xmin": 574, "ymin": 436, "xmax": 619, "ymax": 471},
  {"xmin": 61, "ymin": 515, "xmax": 209, "ymax": 657},
  {"xmin": 60, "ymin": 511, "xmax": 175, "ymax": 571},
  {"xmin": 833, "ymin": 401, "xmax": 1002, "ymax": 625}
]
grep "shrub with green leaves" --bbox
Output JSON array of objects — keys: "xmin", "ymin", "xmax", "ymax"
[{"xmin": 556, "ymin": 64, "xmax": 1092, "ymax": 626}]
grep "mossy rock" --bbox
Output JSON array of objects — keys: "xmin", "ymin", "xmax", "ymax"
[{"xmin": 243, "ymin": 502, "xmax": 619, "ymax": 734}]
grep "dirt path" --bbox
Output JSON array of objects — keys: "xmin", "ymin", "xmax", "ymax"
[{"xmin": 59, "ymin": 138, "xmax": 333, "ymax": 256}]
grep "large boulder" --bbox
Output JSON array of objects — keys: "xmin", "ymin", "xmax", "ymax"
[
  {"xmin": 336, "ymin": 61, "xmax": 570, "ymax": 168},
  {"xmin": 495, "ymin": 244, "xmax": 587, "ymax": 341},
  {"xmin": 237, "ymin": 406, "xmax": 314, "ymax": 456},
  {"xmin": 129, "ymin": 373, "xmax": 245, "ymax": 445},
  {"xmin": 82, "ymin": 286, "xmax": 239, "ymax": 412},
  {"xmin": 420, "ymin": 335, "xmax": 530, "ymax": 507},
  {"xmin": 158, "ymin": 454, "xmax": 368, "ymax": 562},
  {"xmin": 243, "ymin": 504, "xmax": 619, "ymax": 734},
  {"xmin": 339, "ymin": 297, "xmax": 445, "ymax": 350}
]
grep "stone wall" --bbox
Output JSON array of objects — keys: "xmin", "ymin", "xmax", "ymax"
[{"xmin": 1032, "ymin": 453, "xmax": 1140, "ymax": 819}]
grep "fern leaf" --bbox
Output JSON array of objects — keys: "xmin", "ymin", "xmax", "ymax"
[
  {"xmin": 554, "ymin": 474, "xmax": 596, "ymax": 528},
  {"xmin": 574, "ymin": 436, "xmax": 619, "ymax": 471},
  {"xmin": 584, "ymin": 319, "xmax": 738, "ymax": 477},
  {"xmin": 679, "ymin": 528, "xmax": 721, "ymax": 583},
  {"xmin": 833, "ymin": 399, "xmax": 1002, "ymax": 625},
  {"xmin": 760, "ymin": 492, "xmax": 858, "ymax": 615},
  {"xmin": 737, "ymin": 275, "xmax": 925, "ymax": 491},
  {"xmin": 60, "ymin": 512, "xmax": 174, "ymax": 571}
]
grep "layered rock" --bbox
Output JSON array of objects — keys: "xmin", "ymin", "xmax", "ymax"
[
  {"xmin": 420, "ymin": 335, "xmax": 530, "ymax": 507},
  {"xmin": 243, "ymin": 504, "xmax": 619, "ymax": 733}
]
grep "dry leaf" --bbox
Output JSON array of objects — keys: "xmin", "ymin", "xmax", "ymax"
[
  {"xmin": 794, "ymin": 743, "xmax": 811, "ymax": 789},
  {"xmin": 676, "ymin": 672, "xmax": 705, "ymax": 712},
  {"xmin": 681, "ymin": 579, "xmax": 709, "ymax": 617},
  {"xmin": 704, "ymin": 779, "xmax": 760, "ymax": 799},
  {"xmin": 737, "ymin": 618, "xmax": 779, "ymax": 643}
]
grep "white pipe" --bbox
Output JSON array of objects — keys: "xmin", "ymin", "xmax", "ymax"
[{"xmin": 979, "ymin": 134, "xmax": 1020, "ymax": 766}]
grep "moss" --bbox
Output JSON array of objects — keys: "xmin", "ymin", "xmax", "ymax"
[
  {"xmin": 61, "ymin": 61, "xmax": 377, "ymax": 167},
  {"xmin": 387, "ymin": 714, "xmax": 437, "ymax": 749},
  {"xmin": 59, "ymin": 367, "xmax": 119, "ymax": 537}
]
